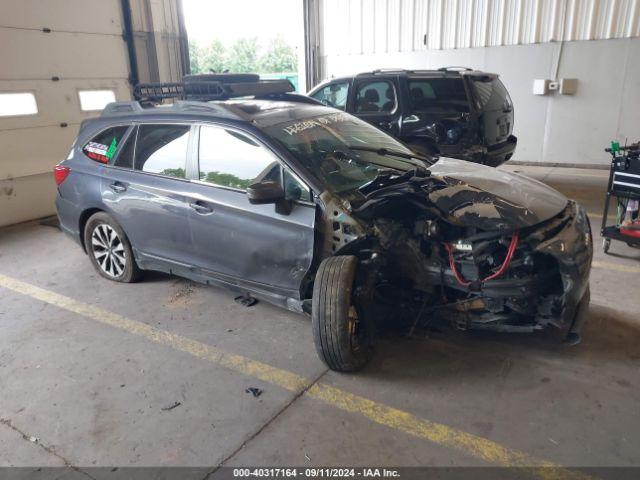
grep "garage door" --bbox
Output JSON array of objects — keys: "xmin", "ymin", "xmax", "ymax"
[{"xmin": 0, "ymin": 0, "xmax": 132, "ymax": 227}]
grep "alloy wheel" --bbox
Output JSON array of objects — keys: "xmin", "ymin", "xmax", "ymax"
[{"xmin": 91, "ymin": 223, "xmax": 126, "ymax": 278}]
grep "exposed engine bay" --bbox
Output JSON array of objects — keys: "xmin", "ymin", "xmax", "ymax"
[{"xmin": 318, "ymin": 158, "xmax": 593, "ymax": 339}]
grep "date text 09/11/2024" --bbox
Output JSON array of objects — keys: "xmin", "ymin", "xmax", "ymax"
[{"xmin": 232, "ymin": 468, "xmax": 401, "ymax": 478}]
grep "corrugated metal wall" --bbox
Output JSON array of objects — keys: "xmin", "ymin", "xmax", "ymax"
[{"xmin": 320, "ymin": 0, "xmax": 640, "ymax": 55}]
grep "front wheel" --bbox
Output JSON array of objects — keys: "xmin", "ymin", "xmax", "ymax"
[
  {"xmin": 311, "ymin": 256, "xmax": 373, "ymax": 372},
  {"xmin": 84, "ymin": 212, "xmax": 141, "ymax": 283}
]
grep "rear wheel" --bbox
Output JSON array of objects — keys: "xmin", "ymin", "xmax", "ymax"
[
  {"xmin": 311, "ymin": 256, "xmax": 373, "ymax": 372},
  {"xmin": 84, "ymin": 212, "xmax": 141, "ymax": 283}
]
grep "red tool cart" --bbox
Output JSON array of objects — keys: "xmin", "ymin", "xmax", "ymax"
[{"xmin": 601, "ymin": 141, "xmax": 640, "ymax": 253}]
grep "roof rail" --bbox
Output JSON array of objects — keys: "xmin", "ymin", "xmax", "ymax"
[
  {"xmin": 101, "ymin": 101, "xmax": 145, "ymax": 117},
  {"xmin": 437, "ymin": 66, "xmax": 472, "ymax": 72},
  {"xmin": 371, "ymin": 68, "xmax": 407, "ymax": 74},
  {"xmin": 355, "ymin": 69, "xmax": 407, "ymax": 77},
  {"xmin": 133, "ymin": 77, "xmax": 295, "ymax": 103}
]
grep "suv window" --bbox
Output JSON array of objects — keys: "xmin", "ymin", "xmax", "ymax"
[
  {"xmin": 198, "ymin": 125, "xmax": 281, "ymax": 190},
  {"xmin": 408, "ymin": 78, "xmax": 469, "ymax": 112},
  {"xmin": 134, "ymin": 125, "xmax": 190, "ymax": 178},
  {"xmin": 470, "ymin": 76, "xmax": 511, "ymax": 111},
  {"xmin": 283, "ymin": 168, "xmax": 311, "ymax": 203},
  {"xmin": 199, "ymin": 125, "xmax": 312, "ymax": 202},
  {"xmin": 311, "ymin": 81, "xmax": 349, "ymax": 110},
  {"xmin": 113, "ymin": 125, "xmax": 136, "ymax": 169},
  {"xmin": 83, "ymin": 126, "xmax": 129, "ymax": 164},
  {"xmin": 355, "ymin": 80, "xmax": 396, "ymax": 113}
]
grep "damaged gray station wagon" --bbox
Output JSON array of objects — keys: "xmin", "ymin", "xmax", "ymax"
[{"xmin": 55, "ymin": 75, "xmax": 593, "ymax": 372}]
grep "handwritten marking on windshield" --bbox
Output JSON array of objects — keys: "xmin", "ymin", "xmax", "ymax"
[{"xmin": 283, "ymin": 113, "xmax": 348, "ymax": 136}]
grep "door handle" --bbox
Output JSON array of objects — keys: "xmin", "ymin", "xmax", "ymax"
[
  {"xmin": 109, "ymin": 182, "xmax": 127, "ymax": 193},
  {"xmin": 189, "ymin": 201, "xmax": 213, "ymax": 214}
]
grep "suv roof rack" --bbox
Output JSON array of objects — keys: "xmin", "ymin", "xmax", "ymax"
[
  {"xmin": 356, "ymin": 68, "xmax": 475, "ymax": 77},
  {"xmin": 437, "ymin": 66, "xmax": 473, "ymax": 72},
  {"xmin": 133, "ymin": 76, "xmax": 296, "ymax": 103}
]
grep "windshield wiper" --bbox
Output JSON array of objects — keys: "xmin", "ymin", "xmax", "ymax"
[
  {"xmin": 358, "ymin": 167, "xmax": 429, "ymax": 195},
  {"xmin": 345, "ymin": 145, "xmax": 433, "ymax": 166}
]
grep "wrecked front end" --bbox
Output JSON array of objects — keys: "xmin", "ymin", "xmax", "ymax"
[{"xmin": 321, "ymin": 166, "xmax": 593, "ymax": 339}]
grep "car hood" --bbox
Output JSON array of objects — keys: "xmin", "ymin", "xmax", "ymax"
[{"xmin": 425, "ymin": 157, "xmax": 568, "ymax": 231}]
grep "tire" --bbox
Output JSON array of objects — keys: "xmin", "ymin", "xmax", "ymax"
[
  {"xmin": 83, "ymin": 212, "xmax": 141, "ymax": 283},
  {"xmin": 311, "ymin": 256, "xmax": 373, "ymax": 372}
]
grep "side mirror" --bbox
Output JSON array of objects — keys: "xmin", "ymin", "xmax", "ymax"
[{"xmin": 247, "ymin": 181, "xmax": 285, "ymax": 205}]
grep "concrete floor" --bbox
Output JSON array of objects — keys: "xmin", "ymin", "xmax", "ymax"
[{"xmin": 1, "ymin": 165, "xmax": 639, "ymax": 473}]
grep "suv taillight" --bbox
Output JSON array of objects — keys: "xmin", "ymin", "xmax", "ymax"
[{"xmin": 54, "ymin": 165, "xmax": 71, "ymax": 186}]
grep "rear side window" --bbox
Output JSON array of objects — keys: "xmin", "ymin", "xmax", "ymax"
[
  {"xmin": 198, "ymin": 125, "xmax": 281, "ymax": 190},
  {"xmin": 355, "ymin": 81, "xmax": 396, "ymax": 113},
  {"xmin": 470, "ymin": 77, "xmax": 511, "ymax": 112},
  {"xmin": 83, "ymin": 126, "xmax": 129, "ymax": 164},
  {"xmin": 134, "ymin": 124, "xmax": 190, "ymax": 179},
  {"xmin": 311, "ymin": 82, "xmax": 349, "ymax": 110},
  {"xmin": 113, "ymin": 126, "xmax": 136, "ymax": 169},
  {"xmin": 408, "ymin": 78, "xmax": 469, "ymax": 113}
]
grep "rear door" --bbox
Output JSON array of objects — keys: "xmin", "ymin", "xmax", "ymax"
[
  {"xmin": 186, "ymin": 123, "xmax": 315, "ymax": 299},
  {"xmin": 102, "ymin": 123, "xmax": 195, "ymax": 266},
  {"xmin": 348, "ymin": 77, "xmax": 402, "ymax": 136},
  {"xmin": 467, "ymin": 75, "xmax": 513, "ymax": 146}
]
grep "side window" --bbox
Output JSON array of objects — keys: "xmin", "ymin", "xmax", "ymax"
[
  {"xmin": 408, "ymin": 78, "xmax": 469, "ymax": 113},
  {"xmin": 311, "ymin": 82, "xmax": 349, "ymax": 110},
  {"xmin": 83, "ymin": 126, "xmax": 129, "ymax": 164},
  {"xmin": 283, "ymin": 168, "xmax": 311, "ymax": 202},
  {"xmin": 198, "ymin": 125, "xmax": 281, "ymax": 190},
  {"xmin": 355, "ymin": 81, "xmax": 396, "ymax": 114},
  {"xmin": 134, "ymin": 124, "xmax": 190, "ymax": 178},
  {"xmin": 113, "ymin": 125, "xmax": 136, "ymax": 169}
]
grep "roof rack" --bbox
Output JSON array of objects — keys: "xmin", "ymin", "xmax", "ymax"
[
  {"xmin": 133, "ymin": 77, "xmax": 295, "ymax": 103},
  {"xmin": 437, "ymin": 66, "xmax": 473, "ymax": 72},
  {"xmin": 356, "ymin": 68, "xmax": 474, "ymax": 77}
]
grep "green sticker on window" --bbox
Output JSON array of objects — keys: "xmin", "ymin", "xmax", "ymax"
[{"xmin": 106, "ymin": 137, "xmax": 118, "ymax": 160}]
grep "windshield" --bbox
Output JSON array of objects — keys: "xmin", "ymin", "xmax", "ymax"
[{"xmin": 264, "ymin": 112, "xmax": 427, "ymax": 193}]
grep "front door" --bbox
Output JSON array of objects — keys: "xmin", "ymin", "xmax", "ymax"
[
  {"xmin": 186, "ymin": 124, "xmax": 316, "ymax": 299},
  {"xmin": 349, "ymin": 78, "xmax": 402, "ymax": 137}
]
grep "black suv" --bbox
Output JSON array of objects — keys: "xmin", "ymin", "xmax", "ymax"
[
  {"xmin": 55, "ymin": 75, "xmax": 591, "ymax": 373},
  {"xmin": 308, "ymin": 68, "xmax": 517, "ymax": 167}
]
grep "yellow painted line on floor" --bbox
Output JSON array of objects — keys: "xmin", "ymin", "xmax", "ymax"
[
  {"xmin": 592, "ymin": 261, "xmax": 640, "ymax": 274},
  {"xmin": 0, "ymin": 273, "xmax": 593, "ymax": 480}
]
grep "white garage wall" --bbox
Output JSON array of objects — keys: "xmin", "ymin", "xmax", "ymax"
[
  {"xmin": 0, "ymin": 0, "xmax": 186, "ymax": 228},
  {"xmin": 316, "ymin": 0, "xmax": 640, "ymax": 167}
]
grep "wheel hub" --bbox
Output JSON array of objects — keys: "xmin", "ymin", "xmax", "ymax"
[{"xmin": 91, "ymin": 223, "xmax": 126, "ymax": 278}]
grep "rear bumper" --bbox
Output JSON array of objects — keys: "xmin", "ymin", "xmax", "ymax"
[
  {"xmin": 484, "ymin": 135, "xmax": 518, "ymax": 167},
  {"xmin": 55, "ymin": 194, "xmax": 83, "ymax": 248}
]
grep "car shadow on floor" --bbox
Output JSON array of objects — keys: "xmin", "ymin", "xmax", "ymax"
[{"xmin": 361, "ymin": 302, "xmax": 640, "ymax": 380}]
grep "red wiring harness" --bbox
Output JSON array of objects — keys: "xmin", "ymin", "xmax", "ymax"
[{"xmin": 444, "ymin": 232, "xmax": 520, "ymax": 287}]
